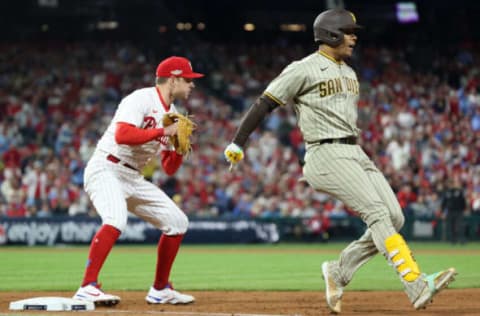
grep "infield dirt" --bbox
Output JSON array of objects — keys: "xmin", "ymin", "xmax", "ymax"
[{"xmin": 1, "ymin": 288, "xmax": 479, "ymax": 316}]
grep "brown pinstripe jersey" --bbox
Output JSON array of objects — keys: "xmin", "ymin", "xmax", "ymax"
[{"xmin": 264, "ymin": 51, "xmax": 360, "ymax": 142}]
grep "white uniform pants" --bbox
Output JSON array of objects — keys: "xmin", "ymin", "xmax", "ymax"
[{"xmin": 83, "ymin": 151, "xmax": 188, "ymax": 235}]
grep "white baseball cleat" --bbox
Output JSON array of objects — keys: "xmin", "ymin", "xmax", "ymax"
[
  {"xmin": 322, "ymin": 261, "xmax": 343, "ymax": 314},
  {"xmin": 73, "ymin": 284, "xmax": 120, "ymax": 306},
  {"xmin": 145, "ymin": 284, "xmax": 195, "ymax": 304},
  {"xmin": 413, "ymin": 267, "xmax": 457, "ymax": 310}
]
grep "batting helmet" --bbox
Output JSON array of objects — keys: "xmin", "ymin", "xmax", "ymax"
[{"xmin": 313, "ymin": 8, "xmax": 362, "ymax": 47}]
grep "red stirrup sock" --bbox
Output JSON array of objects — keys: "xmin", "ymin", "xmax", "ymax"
[
  {"xmin": 153, "ymin": 234, "xmax": 184, "ymax": 290},
  {"xmin": 81, "ymin": 224, "xmax": 121, "ymax": 286}
]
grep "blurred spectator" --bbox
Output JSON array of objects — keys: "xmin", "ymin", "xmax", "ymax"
[
  {"xmin": 2, "ymin": 145, "xmax": 21, "ymax": 169},
  {"xmin": 386, "ymin": 135, "xmax": 411, "ymax": 171},
  {"xmin": 408, "ymin": 190, "xmax": 440, "ymax": 218},
  {"xmin": 55, "ymin": 122, "xmax": 74, "ymax": 154},
  {"xmin": 396, "ymin": 183, "xmax": 417, "ymax": 217},
  {"xmin": 441, "ymin": 177, "xmax": 468, "ymax": 244},
  {"xmin": 472, "ymin": 108, "xmax": 480, "ymax": 131},
  {"xmin": 472, "ymin": 189, "xmax": 480, "ymax": 213},
  {"xmin": 1, "ymin": 173, "xmax": 25, "ymax": 207},
  {"xmin": 22, "ymin": 160, "xmax": 48, "ymax": 209},
  {"xmin": 259, "ymin": 196, "xmax": 282, "ymax": 219},
  {"xmin": 232, "ymin": 193, "xmax": 254, "ymax": 218},
  {"xmin": 304, "ymin": 208, "xmax": 330, "ymax": 242},
  {"xmin": 5, "ymin": 198, "xmax": 27, "ymax": 217},
  {"xmin": 68, "ymin": 191, "xmax": 91, "ymax": 217},
  {"xmin": 35, "ymin": 201, "xmax": 52, "ymax": 218}
]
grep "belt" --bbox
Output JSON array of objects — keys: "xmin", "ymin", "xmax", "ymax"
[
  {"xmin": 307, "ymin": 136, "xmax": 357, "ymax": 145},
  {"xmin": 106, "ymin": 154, "xmax": 138, "ymax": 171}
]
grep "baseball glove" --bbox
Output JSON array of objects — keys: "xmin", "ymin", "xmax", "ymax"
[{"xmin": 162, "ymin": 112, "xmax": 196, "ymax": 155}]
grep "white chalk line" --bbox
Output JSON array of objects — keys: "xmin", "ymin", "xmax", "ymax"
[
  {"xmin": 1, "ymin": 310, "xmax": 302, "ymax": 316},
  {"xmin": 90, "ymin": 310, "xmax": 302, "ymax": 316}
]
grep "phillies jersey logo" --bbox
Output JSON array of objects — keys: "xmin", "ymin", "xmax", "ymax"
[
  {"xmin": 144, "ymin": 116, "xmax": 157, "ymax": 129},
  {"xmin": 144, "ymin": 116, "xmax": 170, "ymax": 145}
]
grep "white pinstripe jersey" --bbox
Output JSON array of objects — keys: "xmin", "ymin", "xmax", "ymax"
[
  {"xmin": 264, "ymin": 51, "xmax": 360, "ymax": 142},
  {"xmin": 96, "ymin": 86, "xmax": 175, "ymax": 170}
]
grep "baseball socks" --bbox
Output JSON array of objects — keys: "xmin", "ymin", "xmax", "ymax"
[
  {"xmin": 81, "ymin": 224, "xmax": 121, "ymax": 287},
  {"xmin": 153, "ymin": 234, "xmax": 184, "ymax": 290}
]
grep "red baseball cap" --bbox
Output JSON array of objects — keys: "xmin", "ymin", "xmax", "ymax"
[{"xmin": 155, "ymin": 56, "xmax": 204, "ymax": 79}]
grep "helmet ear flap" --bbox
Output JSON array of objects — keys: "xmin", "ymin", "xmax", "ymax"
[
  {"xmin": 313, "ymin": 8, "xmax": 361, "ymax": 47},
  {"xmin": 328, "ymin": 31, "xmax": 340, "ymax": 42},
  {"xmin": 314, "ymin": 28, "xmax": 344, "ymax": 47}
]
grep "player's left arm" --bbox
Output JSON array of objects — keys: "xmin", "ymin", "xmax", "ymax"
[
  {"xmin": 160, "ymin": 150, "xmax": 183, "ymax": 175},
  {"xmin": 159, "ymin": 105, "xmax": 186, "ymax": 175}
]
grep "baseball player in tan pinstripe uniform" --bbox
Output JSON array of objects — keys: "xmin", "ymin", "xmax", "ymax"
[{"xmin": 224, "ymin": 8, "xmax": 457, "ymax": 313}]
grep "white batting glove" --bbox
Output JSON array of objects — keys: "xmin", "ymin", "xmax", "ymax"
[{"xmin": 224, "ymin": 143, "xmax": 244, "ymax": 170}]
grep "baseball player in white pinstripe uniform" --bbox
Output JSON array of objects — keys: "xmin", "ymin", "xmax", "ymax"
[
  {"xmin": 224, "ymin": 8, "xmax": 456, "ymax": 313},
  {"xmin": 73, "ymin": 56, "xmax": 203, "ymax": 306}
]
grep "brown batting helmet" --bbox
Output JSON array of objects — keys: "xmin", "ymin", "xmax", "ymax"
[{"xmin": 313, "ymin": 8, "xmax": 362, "ymax": 47}]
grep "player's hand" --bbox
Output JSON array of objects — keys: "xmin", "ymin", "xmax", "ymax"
[
  {"xmin": 224, "ymin": 143, "xmax": 244, "ymax": 170},
  {"xmin": 163, "ymin": 123, "xmax": 179, "ymax": 136}
]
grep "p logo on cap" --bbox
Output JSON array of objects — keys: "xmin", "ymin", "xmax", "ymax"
[{"xmin": 156, "ymin": 56, "xmax": 204, "ymax": 79}]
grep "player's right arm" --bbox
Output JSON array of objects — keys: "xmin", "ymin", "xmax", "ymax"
[
  {"xmin": 115, "ymin": 122, "xmax": 177, "ymax": 145},
  {"xmin": 224, "ymin": 61, "xmax": 304, "ymax": 167},
  {"xmin": 232, "ymin": 95, "xmax": 280, "ymax": 148},
  {"xmin": 224, "ymin": 95, "xmax": 279, "ymax": 168},
  {"xmin": 113, "ymin": 90, "xmax": 178, "ymax": 146}
]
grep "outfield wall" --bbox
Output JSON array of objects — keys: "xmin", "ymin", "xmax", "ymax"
[
  {"xmin": 0, "ymin": 216, "xmax": 478, "ymax": 246},
  {"xmin": 0, "ymin": 217, "xmax": 280, "ymax": 246}
]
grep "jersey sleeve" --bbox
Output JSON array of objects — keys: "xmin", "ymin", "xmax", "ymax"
[
  {"xmin": 114, "ymin": 91, "xmax": 148, "ymax": 127},
  {"xmin": 264, "ymin": 61, "xmax": 305, "ymax": 105}
]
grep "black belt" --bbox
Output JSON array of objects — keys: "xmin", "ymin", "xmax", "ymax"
[
  {"xmin": 307, "ymin": 136, "xmax": 357, "ymax": 145},
  {"xmin": 106, "ymin": 154, "xmax": 138, "ymax": 171}
]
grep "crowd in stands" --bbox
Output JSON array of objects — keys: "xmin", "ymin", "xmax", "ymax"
[{"xmin": 1, "ymin": 38, "xmax": 480, "ymax": 233}]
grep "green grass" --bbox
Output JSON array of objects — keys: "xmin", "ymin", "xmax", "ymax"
[{"xmin": 1, "ymin": 242, "xmax": 479, "ymax": 291}]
